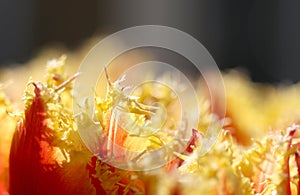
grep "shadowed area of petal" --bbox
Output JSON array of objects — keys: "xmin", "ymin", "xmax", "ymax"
[{"xmin": 9, "ymin": 83, "xmax": 60, "ymax": 194}]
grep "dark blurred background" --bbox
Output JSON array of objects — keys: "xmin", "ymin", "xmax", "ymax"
[{"xmin": 0, "ymin": 0, "xmax": 299, "ymax": 83}]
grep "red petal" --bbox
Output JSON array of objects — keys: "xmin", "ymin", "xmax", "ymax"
[
  {"xmin": 167, "ymin": 129, "xmax": 202, "ymax": 171},
  {"xmin": 9, "ymin": 84, "xmax": 63, "ymax": 194}
]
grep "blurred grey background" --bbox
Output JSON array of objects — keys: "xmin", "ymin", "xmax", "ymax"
[{"xmin": 0, "ymin": 0, "xmax": 299, "ymax": 83}]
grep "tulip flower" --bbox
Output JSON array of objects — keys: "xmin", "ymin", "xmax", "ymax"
[{"xmin": 0, "ymin": 56, "xmax": 299, "ymax": 194}]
